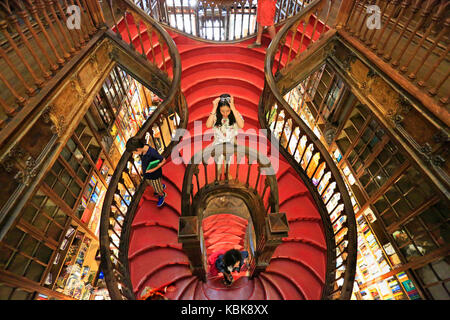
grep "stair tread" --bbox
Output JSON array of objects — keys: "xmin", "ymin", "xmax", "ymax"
[
  {"xmin": 266, "ymin": 259, "xmax": 324, "ymax": 300},
  {"xmin": 262, "ymin": 271, "xmax": 304, "ymax": 300}
]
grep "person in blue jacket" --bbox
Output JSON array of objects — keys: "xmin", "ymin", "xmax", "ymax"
[
  {"xmin": 212, "ymin": 249, "xmax": 249, "ymax": 286},
  {"xmin": 126, "ymin": 137, "xmax": 167, "ymax": 207}
]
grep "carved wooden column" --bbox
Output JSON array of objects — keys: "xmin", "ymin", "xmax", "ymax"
[
  {"xmin": 251, "ymin": 212, "xmax": 289, "ymax": 276},
  {"xmin": 178, "ymin": 216, "xmax": 206, "ymax": 281}
]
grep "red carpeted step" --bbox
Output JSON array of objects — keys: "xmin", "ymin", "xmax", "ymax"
[
  {"xmin": 129, "ymin": 246, "xmax": 190, "ymax": 290},
  {"xmin": 273, "ymin": 242, "xmax": 326, "ymax": 280},
  {"xmin": 179, "ymin": 278, "xmax": 199, "ymax": 300},
  {"xmin": 162, "ymin": 159, "xmax": 186, "ymax": 193},
  {"xmin": 276, "ymin": 171, "xmax": 309, "ymax": 204},
  {"xmin": 287, "ymin": 220, "xmax": 326, "ymax": 248},
  {"xmin": 132, "ymin": 200, "xmax": 180, "ymax": 230},
  {"xmin": 203, "ymin": 214, "xmax": 247, "ymax": 228},
  {"xmin": 128, "ymin": 224, "xmax": 178, "ymax": 258},
  {"xmin": 165, "ymin": 275, "xmax": 198, "ymax": 300},
  {"xmin": 248, "ymin": 277, "xmax": 266, "ymax": 300},
  {"xmin": 266, "ymin": 258, "xmax": 323, "ymax": 300},
  {"xmin": 181, "ymin": 62, "xmax": 264, "ymax": 94},
  {"xmin": 185, "ymin": 80, "xmax": 261, "ymax": 108},
  {"xmin": 201, "ymin": 277, "xmax": 254, "ymax": 300},
  {"xmin": 280, "ymin": 195, "xmax": 322, "ymax": 220},
  {"xmin": 193, "ymin": 279, "xmax": 207, "ymax": 300},
  {"xmin": 262, "ymin": 271, "xmax": 305, "ymax": 300},
  {"xmin": 259, "ymin": 273, "xmax": 283, "ymax": 300}
]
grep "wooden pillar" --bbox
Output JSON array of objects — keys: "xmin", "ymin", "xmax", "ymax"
[
  {"xmin": 252, "ymin": 212, "xmax": 289, "ymax": 276},
  {"xmin": 178, "ymin": 216, "xmax": 206, "ymax": 281}
]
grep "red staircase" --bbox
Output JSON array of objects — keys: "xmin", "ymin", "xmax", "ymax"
[{"xmin": 117, "ymin": 15, "xmax": 328, "ymax": 300}]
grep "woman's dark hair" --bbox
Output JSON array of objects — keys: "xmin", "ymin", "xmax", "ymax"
[
  {"xmin": 126, "ymin": 136, "xmax": 145, "ymax": 152},
  {"xmin": 223, "ymin": 249, "xmax": 242, "ymax": 268},
  {"xmin": 214, "ymin": 93, "xmax": 236, "ymax": 127}
]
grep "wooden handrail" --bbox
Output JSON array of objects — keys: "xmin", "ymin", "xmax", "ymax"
[
  {"xmin": 99, "ymin": 0, "xmax": 187, "ymax": 300},
  {"xmin": 262, "ymin": 0, "xmax": 357, "ymax": 300}
]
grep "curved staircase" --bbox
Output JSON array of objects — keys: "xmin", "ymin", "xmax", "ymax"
[{"xmin": 117, "ymin": 14, "xmax": 329, "ymax": 300}]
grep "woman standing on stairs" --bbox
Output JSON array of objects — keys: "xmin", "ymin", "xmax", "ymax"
[
  {"xmin": 248, "ymin": 0, "xmax": 278, "ymax": 48},
  {"xmin": 206, "ymin": 94, "xmax": 244, "ymax": 178}
]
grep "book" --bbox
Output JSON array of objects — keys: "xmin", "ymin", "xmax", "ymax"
[{"xmin": 146, "ymin": 159, "xmax": 160, "ymax": 171}]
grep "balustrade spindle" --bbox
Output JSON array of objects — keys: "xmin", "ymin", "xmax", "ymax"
[
  {"xmin": 7, "ymin": 14, "xmax": 51, "ymax": 80},
  {"xmin": 123, "ymin": 11, "xmax": 136, "ymax": 49},
  {"xmin": 46, "ymin": 0, "xmax": 76, "ymax": 55},
  {"xmin": 136, "ymin": 20, "xmax": 147, "ymax": 57},
  {"xmin": 158, "ymin": 37, "xmax": 168, "ymax": 71},
  {"xmin": 349, "ymin": 0, "xmax": 368, "ymax": 35},
  {"xmin": 172, "ymin": 0, "xmax": 177, "ymax": 29},
  {"xmin": 354, "ymin": 0, "xmax": 373, "ymax": 39},
  {"xmin": 383, "ymin": 0, "xmax": 418, "ymax": 60},
  {"xmin": 109, "ymin": 0, "xmax": 122, "ymax": 39},
  {"xmin": 36, "ymin": 0, "xmax": 71, "ymax": 60},
  {"xmin": 310, "ymin": 9, "xmax": 320, "ymax": 43},
  {"xmin": 79, "ymin": 0, "xmax": 97, "ymax": 34},
  {"xmin": 400, "ymin": 4, "xmax": 445, "ymax": 74},
  {"xmin": 0, "ymin": 66, "xmax": 27, "ymax": 105},
  {"xmin": 56, "ymin": 1, "xmax": 82, "ymax": 50},
  {"xmin": 146, "ymin": 28, "xmax": 157, "ymax": 64},
  {"xmin": 181, "ymin": 0, "xmax": 186, "ymax": 33},
  {"xmin": 291, "ymin": 129, "xmax": 302, "ymax": 159},
  {"xmin": 408, "ymin": 19, "xmax": 449, "ymax": 80},
  {"xmin": 240, "ymin": 1, "xmax": 245, "ymax": 40},
  {"xmin": 188, "ymin": 0, "xmax": 193, "ymax": 35},
  {"xmin": 391, "ymin": 0, "xmax": 438, "ymax": 68},
  {"xmin": 429, "ymin": 70, "xmax": 449, "ymax": 98},
  {"xmin": 247, "ymin": 0, "xmax": 253, "ymax": 37},
  {"xmin": 378, "ymin": 0, "xmax": 404, "ymax": 56},
  {"xmin": 0, "ymin": 21, "xmax": 44, "ymax": 89},
  {"xmin": 287, "ymin": 23, "xmax": 298, "ymax": 65},
  {"xmin": 0, "ymin": 91, "xmax": 16, "ymax": 116},
  {"xmin": 371, "ymin": 1, "xmax": 396, "ymax": 53},
  {"xmin": 320, "ymin": 0, "xmax": 332, "ymax": 38},
  {"xmin": 296, "ymin": 21, "xmax": 307, "ymax": 58}
]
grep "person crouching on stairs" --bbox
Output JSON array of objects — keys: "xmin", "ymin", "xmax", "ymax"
[
  {"xmin": 126, "ymin": 136, "xmax": 167, "ymax": 207},
  {"xmin": 208, "ymin": 249, "xmax": 249, "ymax": 286}
]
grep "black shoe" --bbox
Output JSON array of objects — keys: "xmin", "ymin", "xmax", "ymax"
[{"xmin": 247, "ymin": 42, "xmax": 261, "ymax": 48}]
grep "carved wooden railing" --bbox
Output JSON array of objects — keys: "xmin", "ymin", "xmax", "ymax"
[
  {"xmin": 340, "ymin": 0, "xmax": 449, "ymax": 116},
  {"xmin": 99, "ymin": 0, "xmax": 187, "ymax": 300},
  {"xmin": 132, "ymin": 0, "xmax": 316, "ymax": 41},
  {"xmin": 178, "ymin": 142, "xmax": 288, "ymax": 281},
  {"xmin": 0, "ymin": 0, "xmax": 105, "ymax": 143},
  {"xmin": 261, "ymin": 0, "xmax": 357, "ymax": 299}
]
